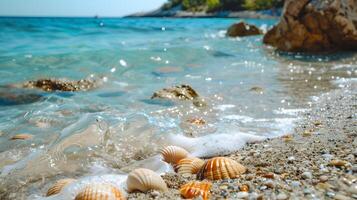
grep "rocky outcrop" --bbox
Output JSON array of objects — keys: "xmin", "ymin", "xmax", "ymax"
[
  {"xmin": 227, "ymin": 22, "xmax": 262, "ymax": 37},
  {"xmin": 263, "ymin": 0, "xmax": 357, "ymax": 52},
  {"xmin": 151, "ymin": 84, "xmax": 206, "ymax": 107},
  {"xmin": 22, "ymin": 78, "xmax": 100, "ymax": 92}
]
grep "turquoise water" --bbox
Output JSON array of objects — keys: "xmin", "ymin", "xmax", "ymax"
[{"xmin": 0, "ymin": 17, "xmax": 356, "ymax": 199}]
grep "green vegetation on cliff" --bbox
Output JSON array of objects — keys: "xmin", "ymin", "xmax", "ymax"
[{"xmin": 163, "ymin": 0, "xmax": 284, "ymax": 12}]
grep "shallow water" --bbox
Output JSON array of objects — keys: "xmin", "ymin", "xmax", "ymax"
[{"xmin": 0, "ymin": 17, "xmax": 356, "ymax": 199}]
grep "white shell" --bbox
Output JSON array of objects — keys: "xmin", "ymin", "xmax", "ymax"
[
  {"xmin": 160, "ymin": 146, "xmax": 189, "ymax": 165},
  {"xmin": 126, "ymin": 168, "xmax": 168, "ymax": 193},
  {"xmin": 75, "ymin": 184, "xmax": 126, "ymax": 200}
]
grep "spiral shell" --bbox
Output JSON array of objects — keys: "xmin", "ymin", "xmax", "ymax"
[
  {"xmin": 176, "ymin": 157, "xmax": 205, "ymax": 177},
  {"xmin": 127, "ymin": 168, "xmax": 168, "ymax": 193},
  {"xmin": 197, "ymin": 157, "xmax": 246, "ymax": 180},
  {"xmin": 10, "ymin": 134, "xmax": 33, "ymax": 140},
  {"xmin": 46, "ymin": 178, "xmax": 76, "ymax": 196},
  {"xmin": 75, "ymin": 184, "xmax": 126, "ymax": 200},
  {"xmin": 160, "ymin": 146, "xmax": 189, "ymax": 165},
  {"xmin": 180, "ymin": 181, "xmax": 212, "ymax": 200}
]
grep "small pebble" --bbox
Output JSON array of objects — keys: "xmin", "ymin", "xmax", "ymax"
[
  {"xmin": 302, "ymin": 172, "xmax": 313, "ymax": 179},
  {"xmin": 291, "ymin": 181, "xmax": 301, "ymax": 187},
  {"xmin": 348, "ymin": 184, "xmax": 357, "ymax": 195},
  {"xmin": 319, "ymin": 175, "xmax": 329, "ymax": 182},
  {"xmin": 260, "ymin": 185, "xmax": 267, "ymax": 190},
  {"xmin": 265, "ymin": 180, "xmax": 275, "ymax": 189},
  {"xmin": 326, "ymin": 192, "xmax": 335, "ymax": 198},
  {"xmin": 236, "ymin": 192, "xmax": 249, "ymax": 198},
  {"xmin": 276, "ymin": 192, "xmax": 288, "ymax": 200},
  {"xmin": 150, "ymin": 190, "xmax": 160, "ymax": 198},
  {"xmin": 352, "ymin": 165, "xmax": 357, "ymax": 173},
  {"xmin": 334, "ymin": 193, "xmax": 350, "ymax": 200},
  {"xmin": 303, "ymin": 188, "xmax": 311, "ymax": 194}
]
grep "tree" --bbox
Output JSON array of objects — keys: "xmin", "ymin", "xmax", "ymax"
[{"xmin": 206, "ymin": 0, "xmax": 221, "ymax": 11}]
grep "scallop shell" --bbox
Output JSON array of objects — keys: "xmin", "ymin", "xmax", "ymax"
[
  {"xmin": 127, "ymin": 168, "xmax": 168, "ymax": 193},
  {"xmin": 176, "ymin": 157, "xmax": 205, "ymax": 177},
  {"xmin": 75, "ymin": 184, "xmax": 126, "ymax": 200},
  {"xmin": 10, "ymin": 134, "xmax": 33, "ymax": 140},
  {"xmin": 160, "ymin": 146, "xmax": 189, "ymax": 165},
  {"xmin": 197, "ymin": 157, "xmax": 246, "ymax": 180},
  {"xmin": 180, "ymin": 181, "xmax": 212, "ymax": 200},
  {"xmin": 46, "ymin": 178, "xmax": 76, "ymax": 196}
]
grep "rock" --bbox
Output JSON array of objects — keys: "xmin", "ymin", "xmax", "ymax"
[
  {"xmin": 227, "ymin": 22, "xmax": 262, "ymax": 37},
  {"xmin": 329, "ymin": 160, "xmax": 349, "ymax": 168},
  {"xmin": 236, "ymin": 192, "xmax": 249, "ymax": 198},
  {"xmin": 348, "ymin": 184, "xmax": 357, "ymax": 195},
  {"xmin": 263, "ymin": 0, "xmax": 357, "ymax": 52},
  {"xmin": 319, "ymin": 175, "xmax": 329, "ymax": 182},
  {"xmin": 334, "ymin": 193, "xmax": 351, "ymax": 200},
  {"xmin": 22, "ymin": 78, "xmax": 100, "ymax": 92},
  {"xmin": 302, "ymin": 171, "xmax": 313, "ymax": 179},
  {"xmin": 151, "ymin": 84, "xmax": 207, "ymax": 107},
  {"xmin": 276, "ymin": 192, "xmax": 288, "ymax": 200}
]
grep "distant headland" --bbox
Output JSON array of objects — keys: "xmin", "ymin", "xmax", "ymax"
[{"xmin": 126, "ymin": 0, "xmax": 284, "ymax": 18}]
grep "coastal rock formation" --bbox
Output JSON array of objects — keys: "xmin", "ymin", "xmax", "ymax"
[
  {"xmin": 22, "ymin": 78, "xmax": 100, "ymax": 92},
  {"xmin": 227, "ymin": 22, "xmax": 262, "ymax": 37},
  {"xmin": 263, "ymin": 0, "xmax": 357, "ymax": 52},
  {"xmin": 151, "ymin": 84, "xmax": 206, "ymax": 107}
]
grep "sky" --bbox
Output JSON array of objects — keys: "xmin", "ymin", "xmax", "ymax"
[{"xmin": 0, "ymin": 0, "xmax": 167, "ymax": 17}]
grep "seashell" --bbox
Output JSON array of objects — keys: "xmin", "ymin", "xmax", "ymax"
[
  {"xmin": 160, "ymin": 146, "xmax": 189, "ymax": 165},
  {"xmin": 10, "ymin": 134, "xmax": 33, "ymax": 140},
  {"xmin": 197, "ymin": 157, "xmax": 246, "ymax": 180},
  {"xmin": 75, "ymin": 184, "xmax": 126, "ymax": 200},
  {"xmin": 180, "ymin": 181, "xmax": 212, "ymax": 200},
  {"xmin": 176, "ymin": 157, "xmax": 205, "ymax": 177},
  {"xmin": 127, "ymin": 168, "xmax": 168, "ymax": 193},
  {"xmin": 46, "ymin": 178, "xmax": 76, "ymax": 196}
]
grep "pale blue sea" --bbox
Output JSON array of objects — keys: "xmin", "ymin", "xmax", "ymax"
[{"xmin": 0, "ymin": 17, "xmax": 356, "ymax": 199}]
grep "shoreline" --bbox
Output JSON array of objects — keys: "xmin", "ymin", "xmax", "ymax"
[
  {"xmin": 125, "ymin": 10, "xmax": 280, "ymax": 19},
  {"xmin": 129, "ymin": 82, "xmax": 356, "ymax": 199}
]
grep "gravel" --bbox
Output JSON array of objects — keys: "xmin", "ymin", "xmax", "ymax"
[{"xmin": 128, "ymin": 86, "xmax": 356, "ymax": 199}]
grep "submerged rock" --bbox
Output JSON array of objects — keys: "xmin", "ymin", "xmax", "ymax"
[
  {"xmin": 22, "ymin": 78, "xmax": 100, "ymax": 92},
  {"xmin": 151, "ymin": 84, "xmax": 206, "ymax": 107},
  {"xmin": 227, "ymin": 22, "xmax": 262, "ymax": 37},
  {"xmin": 263, "ymin": 0, "xmax": 357, "ymax": 52}
]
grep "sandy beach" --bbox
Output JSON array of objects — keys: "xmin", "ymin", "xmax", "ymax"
[{"xmin": 129, "ymin": 82, "xmax": 356, "ymax": 199}]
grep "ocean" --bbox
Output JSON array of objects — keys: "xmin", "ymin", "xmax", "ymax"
[{"xmin": 0, "ymin": 17, "xmax": 355, "ymax": 199}]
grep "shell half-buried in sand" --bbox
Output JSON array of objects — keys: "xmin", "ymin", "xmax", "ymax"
[
  {"xmin": 126, "ymin": 168, "xmax": 168, "ymax": 193},
  {"xmin": 180, "ymin": 181, "xmax": 212, "ymax": 200},
  {"xmin": 10, "ymin": 134, "xmax": 33, "ymax": 140},
  {"xmin": 46, "ymin": 178, "xmax": 76, "ymax": 196},
  {"xmin": 197, "ymin": 157, "xmax": 246, "ymax": 180},
  {"xmin": 176, "ymin": 157, "xmax": 205, "ymax": 177},
  {"xmin": 75, "ymin": 184, "xmax": 126, "ymax": 200},
  {"xmin": 160, "ymin": 146, "xmax": 189, "ymax": 166}
]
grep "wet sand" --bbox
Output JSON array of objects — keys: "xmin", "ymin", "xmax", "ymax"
[{"xmin": 129, "ymin": 83, "xmax": 356, "ymax": 199}]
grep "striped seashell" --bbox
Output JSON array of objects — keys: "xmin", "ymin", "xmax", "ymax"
[
  {"xmin": 160, "ymin": 146, "xmax": 189, "ymax": 165},
  {"xmin": 75, "ymin": 184, "xmax": 126, "ymax": 200},
  {"xmin": 10, "ymin": 134, "xmax": 33, "ymax": 140},
  {"xmin": 176, "ymin": 157, "xmax": 205, "ymax": 177},
  {"xmin": 127, "ymin": 168, "xmax": 168, "ymax": 193},
  {"xmin": 180, "ymin": 181, "xmax": 212, "ymax": 200},
  {"xmin": 46, "ymin": 178, "xmax": 76, "ymax": 196},
  {"xmin": 197, "ymin": 157, "xmax": 246, "ymax": 180}
]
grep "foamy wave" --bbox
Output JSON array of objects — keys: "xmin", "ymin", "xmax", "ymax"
[
  {"xmin": 166, "ymin": 132, "xmax": 265, "ymax": 158},
  {"xmin": 32, "ymin": 174, "xmax": 128, "ymax": 200}
]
